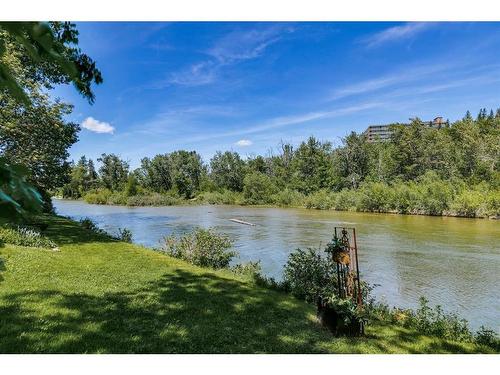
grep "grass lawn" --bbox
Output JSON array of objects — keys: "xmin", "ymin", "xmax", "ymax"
[{"xmin": 0, "ymin": 215, "xmax": 494, "ymax": 353}]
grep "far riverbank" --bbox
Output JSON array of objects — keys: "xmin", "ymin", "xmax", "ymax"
[{"xmin": 55, "ymin": 186, "xmax": 500, "ymax": 220}]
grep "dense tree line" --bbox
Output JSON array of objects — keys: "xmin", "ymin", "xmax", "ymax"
[{"xmin": 60, "ymin": 110, "xmax": 500, "ymax": 218}]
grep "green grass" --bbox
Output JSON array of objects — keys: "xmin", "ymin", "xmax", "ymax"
[{"xmin": 0, "ymin": 215, "xmax": 494, "ymax": 353}]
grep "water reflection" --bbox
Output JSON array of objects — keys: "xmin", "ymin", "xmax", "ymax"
[{"xmin": 53, "ymin": 199, "xmax": 499, "ymax": 330}]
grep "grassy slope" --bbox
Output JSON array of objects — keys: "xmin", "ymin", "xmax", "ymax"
[{"xmin": 0, "ymin": 216, "xmax": 492, "ymax": 353}]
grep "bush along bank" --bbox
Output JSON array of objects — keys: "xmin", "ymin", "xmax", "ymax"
[
  {"xmin": 157, "ymin": 226, "xmax": 499, "ymax": 348},
  {"xmin": 65, "ymin": 173, "xmax": 499, "ymax": 219}
]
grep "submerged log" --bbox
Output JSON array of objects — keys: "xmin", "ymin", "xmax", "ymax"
[{"xmin": 229, "ymin": 218, "xmax": 256, "ymax": 226}]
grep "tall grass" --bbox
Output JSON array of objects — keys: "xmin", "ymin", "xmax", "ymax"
[
  {"xmin": 83, "ymin": 189, "xmax": 183, "ymax": 206},
  {"xmin": 197, "ymin": 190, "xmax": 244, "ymax": 205},
  {"xmin": 303, "ymin": 179, "xmax": 499, "ymax": 218},
  {"xmin": 271, "ymin": 188, "xmax": 306, "ymax": 207},
  {"xmin": 79, "ymin": 180, "xmax": 499, "ymax": 218},
  {"xmin": 126, "ymin": 193, "xmax": 182, "ymax": 206}
]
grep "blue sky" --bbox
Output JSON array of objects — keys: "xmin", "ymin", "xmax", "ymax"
[{"xmin": 54, "ymin": 22, "xmax": 500, "ymax": 168}]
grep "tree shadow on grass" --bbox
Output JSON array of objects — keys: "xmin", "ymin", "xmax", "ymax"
[
  {"xmin": 0, "ymin": 268, "xmax": 489, "ymax": 354},
  {"xmin": 40, "ymin": 215, "xmax": 116, "ymax": 246},
  {"xmin": 0, "ymin": 269, "xmax": 337, "ymax": 353}
]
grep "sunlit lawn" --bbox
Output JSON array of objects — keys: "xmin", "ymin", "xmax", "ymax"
[{"xmin": 0, "ymin": 215, "xmax": 492, "ymax": 353}]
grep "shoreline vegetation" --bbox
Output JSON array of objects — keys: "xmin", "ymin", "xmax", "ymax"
[
  {"xmin": 57, "ymin": 112, "xmax": 499, "ymax": 220},
  {"xmin": 54, "ymin": 182, "xmax": 500, "ymax": 219},
  {"xmin": 0, "ymin": 215, "xmax": 498, "ymax": 353}
]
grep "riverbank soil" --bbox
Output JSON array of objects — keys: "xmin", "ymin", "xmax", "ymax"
[{"xmin": 0, "ymin": 215, "xmax": 493, "ymax": 353}]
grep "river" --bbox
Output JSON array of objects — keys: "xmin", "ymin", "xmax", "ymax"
[{"xmin": 53, "ymin": 198, "xmax": 499, "ymax": 331}]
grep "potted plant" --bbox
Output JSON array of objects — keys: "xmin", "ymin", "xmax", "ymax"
[
  {"xmin": 325, "ymin": 236, "xmax": 350, "ymax": 265},
  {"xmin": 317, "ymin": 294, "xmax": 367, "ymax": 336}
]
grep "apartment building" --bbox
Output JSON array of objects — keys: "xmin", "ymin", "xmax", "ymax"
[{"xmin": 364, "ymin": 117, "xmax": 449, "ymax": 143}]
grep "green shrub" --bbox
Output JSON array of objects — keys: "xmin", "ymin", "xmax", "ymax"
[
  {"xmin": 126, "ymin": 193, "xmax": 182, "ymax": 206},
  {"xmin": 106, "ymin": 191, "xmax": 128, "ymax": 205},
  {"xmin": 161, "ymin": 227, "xmax": 236, "ymax": 269},
  {"xmin": 271, "ymin": 188, "xmax": 305, "ymax": 207},
  {"xmin": 242, "ymin": 172, "xmax": 277, "ymax": 205},
  {"xmin": 475, "ymin": 326, "xmax": 499, "ymax": 349},
  {"xmin": 197, "ymin": 191, "xmax": 224, "ymax": 204},
  {"xmin": 485, "ymin": 189, "xmax": 500, "ymax": 216},
  {"xmin": 358, "ymin": 182, "xmax": 393, "ymax": 212},
  {"xmin": 415, "ymin": 172, "xmax": 454, "ymax": 215},
  {"xmin": 451, "ymin": 190, "xmax": 487, "ymax": 217},
  {"xmin": 80, "ymin": 217, "xmax": 99, "ymax": 231},
  {"xmin": 79, "ymin": 217, "xmax": 109, "ymax": 237},
  {"xmin": 392, "ymin": 182, "xmax": 419, "ymax": 214},
  {"xmin": 282, "ymin": 247, "xmax": 337, "ymax": 302},
  {"xmin": 79, "ymin": 218, "xmax": 132, "ymax": 242},
  {"xmin": 396, "ymin": 297, "xmax": 473, "ymax": 342},
  {"xmin": 83, "ymin": 188, "xmax": 112, "ymax": 204},
  {"xmin": 197, "ymin": 190, "xmax": 243, "ymax": 205},
  {"xmin": 365, "ymin": 296, "xmax": 499, "ymax": 349},
  {"xmin": 116, "ymin": 228, "xmax": 133, "ymax": 243},
  {"xmin": 304, "ymin": 189, "xmax": 335, "ymax": 210},
  {"xmin": 231, "ymin": 260, "xmax": 262, "ymax": 278},
  {"xmin": 124, "ymin": 175, "xmax": 139, "ymax": 197},
  {"xmin": 0, "ymin": 226, "xmax": 56, "ymax": 248},
  {"xmin": 331, "ymin": 189, "xmax": 359, "ymax": 211}
]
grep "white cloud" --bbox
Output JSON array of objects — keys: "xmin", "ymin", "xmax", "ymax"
[
  {"xmin": 166, "ymin": 61, "xmax": 217, "ymax": 87},
  {"xmin": 81, "ymin": 117, "xmax": 115, "ymax": 134},
  {"xmin": 164, "ymin": 25, "xmax": 294, "ymax": 87},
  {"xmin": 235, "ymin": 139, "xmax": 252, "ymax": 146},
  {"xmin": 208, "ymin": 25, "xmax": 293, "ymax": 64},
  {"xmin": 362, "ymin": 22, "xmax": 435, "ymax": 48},
  {"xmin": 329, "ymin": 62, "xmax": 452, "ymax": 101}
]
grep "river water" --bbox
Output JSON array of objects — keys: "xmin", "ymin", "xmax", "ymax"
[{"xmin": 53, "ymin": 199, "xmax": 499, "ymax": 331}]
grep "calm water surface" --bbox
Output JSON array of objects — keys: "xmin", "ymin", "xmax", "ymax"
[{"xmin": 53, "ymin": 199, "xmax": 499, "ymax": 331}]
